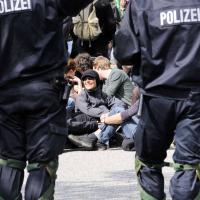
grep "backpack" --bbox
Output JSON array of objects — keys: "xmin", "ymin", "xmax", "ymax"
[{"xmin": 72, "ymin": 1, "xmax": 102, "ymax": 43}]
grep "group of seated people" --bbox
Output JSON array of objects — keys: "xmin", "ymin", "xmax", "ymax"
[{"xmin": 64, "ymin": 52, "xmax": 140, "ymax": 151}]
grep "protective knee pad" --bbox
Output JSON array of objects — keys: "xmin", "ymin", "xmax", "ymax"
[
  {"xmin": 135, "ymin": 156, "xmax": 166, "ymax": 200},
  {"xmin": 170, "ymin": 165, "xmax": 200, "ymax": 200},
  {"xmin": 0, "ymin": 158, "xmax": 25, "ymax": 200},
  {"xmin": 25, "ymin": 158, "xmax": 58, "ymax": 200}
]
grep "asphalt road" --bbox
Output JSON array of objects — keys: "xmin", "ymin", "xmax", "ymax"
[{"xmin": 50, "ymin": 148, "xmax": 175, "ymax": 200}]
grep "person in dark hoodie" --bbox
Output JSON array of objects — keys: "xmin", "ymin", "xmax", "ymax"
[
  {"xmin": 0, "ymin": 0, "xmax": 94, "ymax": 199},
  {"xmin": 64, "ymin": 56, "xmax": 99, "ymax": 139},
  {"xmin": 68, "ymin": 69, "xmax": 126, "ymax": 150}
]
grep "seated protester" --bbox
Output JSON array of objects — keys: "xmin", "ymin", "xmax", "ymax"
[
  {"xmin": 74, "ymin": 52, "xmax": 93, "ymax": 75},
  {"xmin": 64, "ymin": 59, "xmax": 83, "ymax": 114},
  {"xmin": 64, "ymin": 60, "xmax": 99, "ymax": 138},
  {"xmin": 64, "ymin": 53, "xmax": 93, "ymax": 113},
  {"xmin": 93, "ymin": 56, "xmax": 111, "ymax": 70},
  {"xmin": 68, "ymin": 69, "xmax": 126, "ymax": 150},
  {"xmin": 100, "ymin": 86, "xmax": 140, "ymax": 151},
  {"xmin": 93, "ymin": 58, "xmax": 134, "ymax": 107}
]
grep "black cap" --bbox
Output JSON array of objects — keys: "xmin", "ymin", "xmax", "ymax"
[{"xmin": 81, "ymin": 69, "xmax": 100, "ymax": 86}]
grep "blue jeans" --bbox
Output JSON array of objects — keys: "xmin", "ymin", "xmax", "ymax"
[
  {"xmin": 66, "ymin": 97, "xmax": 75, "ymax": 110},
  {"xmin": 98, "ymin": 106, "xmax": 126, "ymax": 145},
  {"xmin": 66, "ymin": 97, "xmax": 75, "ymax": 120},
  {"xmin": 122, "ymin": 116, "xmax": 139, "ymax": 139},
  {"xmin": 98, "ymin": 123, "xmax": 118, "ymax": 145}
]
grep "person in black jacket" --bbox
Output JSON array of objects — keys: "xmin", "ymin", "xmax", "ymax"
[
  {"xmin": 68, "ymin": 69, "xmax": 126, "ymax": 150},
  {"xmin": 114, "ymin": 0, "xmax": 200, "ymax": 199},
  {"xmin": 70, "ymin": 0, "xmax": 116, "ymax": 58},
  {"xmin": 0, "ymin": 0, "xmax": 93, "ymax": 199}
]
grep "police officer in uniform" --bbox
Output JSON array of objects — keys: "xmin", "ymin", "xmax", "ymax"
[
  {"xmin": 114, "ymin": 0, "xmax": 200, "ymax": 199},
  {"xmin": 0, "ymin": 0, "xmax": 93, "ymax": 199}
]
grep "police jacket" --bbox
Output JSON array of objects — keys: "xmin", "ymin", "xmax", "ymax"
[
  {"xmin": 0, "ymin": 0, "xmax": 92, "ymax": 87},
  {"xmin": 114, "ymin": 0, "xmax": 200, "ymax": 98}
]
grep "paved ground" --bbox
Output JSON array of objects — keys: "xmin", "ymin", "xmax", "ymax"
[{"xmin": 22, "ymin": 148, "xmax": 174, "ymax": 199}]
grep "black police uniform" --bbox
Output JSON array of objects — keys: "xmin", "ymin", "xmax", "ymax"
[
  {"xmin": 0, "ymin": 0, "xmax": 92, "ymax": 199},
  {"xmin": 114, "ymin": 0, "xmax": 200, "ymax": 199}
]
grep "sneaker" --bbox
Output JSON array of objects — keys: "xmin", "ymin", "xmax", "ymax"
[
  {"xmin": 68, "ymin": 134, "xmax": 96, "ymax": 150},
  {"xmin": 96, "ymin": 142, "xmax": 108, "ymax": 151}
]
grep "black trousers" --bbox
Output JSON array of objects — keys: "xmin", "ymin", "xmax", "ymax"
[
  {"xmin": 67, "ymin": 112, "xmax": 98, "ymax": 135},
  {"xmin": 135, "ymin": 92, "xmax": 200, "ymax": 199},
  {"xmin": 0, "ymin": 80, "xmax": 67, "ymax": 163}
]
